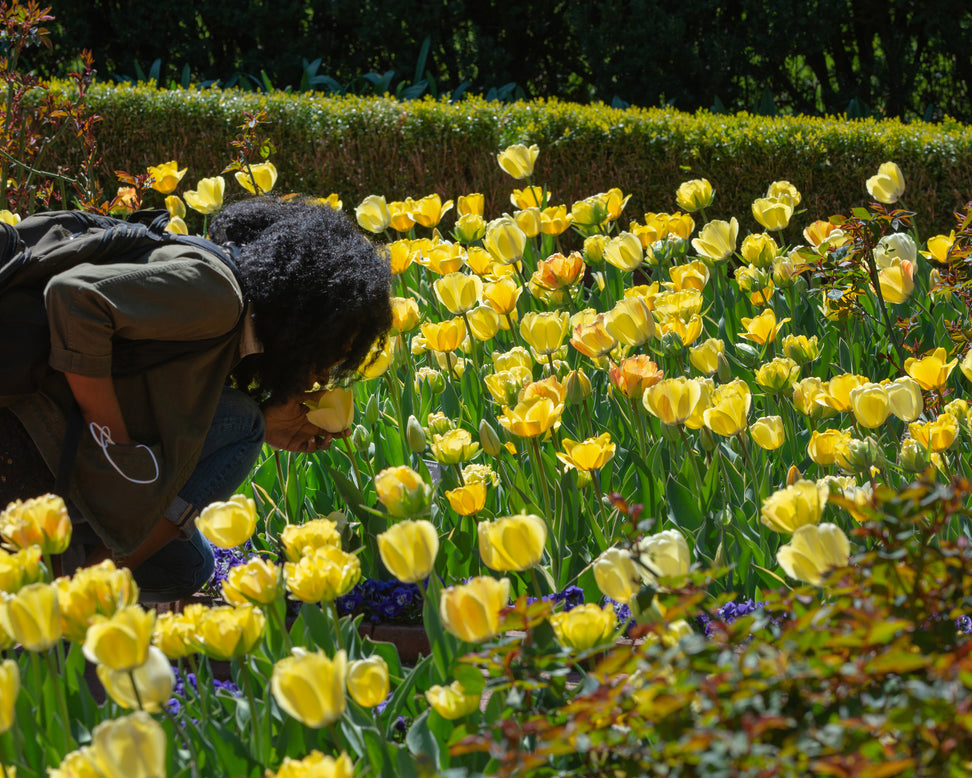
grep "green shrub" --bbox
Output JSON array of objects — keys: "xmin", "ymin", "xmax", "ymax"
[{"xmin": 46, "ymin": 82, "xmax": 972, "ymax": 235}]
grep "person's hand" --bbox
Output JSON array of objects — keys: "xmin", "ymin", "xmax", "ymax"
[{"xmin": 262, "ymin": 392, "xmax": 349, "ymax": 453}]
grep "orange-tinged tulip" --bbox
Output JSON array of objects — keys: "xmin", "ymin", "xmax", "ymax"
[
  {"xmin": 498, "ymin": 396, "xmax": 563, "ymax": 438},
  {"xmin": 642, "ymin": 377, "xmax": 703, "ymax": 425},
  {"xmin": 535, "ymin": 251, "xmax": 585, "ymax": 290},
  {"xmin": 377, "ymin": 519, "xmax": 439, "ymax": 583},
  {"xmin": 556, "ymin": 433, "xmax": 616, "ymax": 471},
  {"xmin": 445, "ymin": 482, "xmax": 488, "ymax": 516},
  {"xmin": 521, "ymin": 375, "xmax": 567, "ymax": 406},
  {"xmin": 904, "ymin": 347, "xmax": 957, "ymax": 391},
  {"xmin": 439, "ymin": 575, "xmax": 511, "ymax": 642},
  {"xmin": 777, "ymin": 523, "xmax": 850, "ymax": 586},
  {"xmin": 760, "ymin": 479, "xmax": 828, "ymax": 533},
  {"xmin": 865, "ymin": 161, "xmax": 905, "ymax": 204},
  {"xmin": 570, "ymin": 315, "xmax": 618, "ymax": 359},
  {"xmin": 235, "ymin": 161, "xmax": 277, "ymax": 195},
  {"xmin": 478, "ymin": 513, "xmax": 547, "ymax": 572},
  {"xmin": 497, "ymin": 143, "xmax": 539, "ymax": 179},
  {"xmin": 0, "ymin": 493, "xmax": 71, "ymax": 554},
  {"xmin": 609, "ymin": 355, "xmax": 663, "ymax": 399},
  {"xmin": 147, "ymin": 160, "xmax": 187, "ymax": 194}
]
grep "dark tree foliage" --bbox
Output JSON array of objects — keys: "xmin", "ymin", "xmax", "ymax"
[{"xmin": 34, "ymin": 0, "xmax": 972, "ymax": 121}]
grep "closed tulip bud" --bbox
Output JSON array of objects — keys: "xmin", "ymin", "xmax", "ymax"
[
  {"xmin": 904, "ymin": 347, "xmax": 958, "ymax": 391},
  {"xmin": 781, "ymin": 334, "xmax": 820, "ymax": 365},
  {"xmin": 776, "ymin": 523, "xmax": 850, "ymax": 586},
  {"xmin": 83, "ymin": 604, "xmax": 155, "ymax": 671},
  {"xmin": 604, "ymin": 232, "xmax": 645, "ymax": 272},
  {"xmin": 478, "ymin": 514, "xmax": 546, "ymax": 572},
  {"xmin": 556, "ymin": 433, "xmax": 615, "ymax": 472},
  {"xmin": 484, "ymin": 215, "xmax": 527, "ymax": 264},
  {"xmin": 497, "ymin": 143, "xmax": 539, "ymax": 179},
  {"xmin": 355, "ymin": 194, "xmax": 391, "ymax": 233},
  {"xmin": 593, "ymin": 547, "xmax": 642, "ymax": 604},
  {"xmin": 406, "ymin": 415, "xmax": 427, "ymax": 454},
  {"xmin": 362, "ymin": 394, "xmax": 380, "ymax": 427},
  {"xmin": 347, "ymin": 655, "xmax": 390, "ymax": 708},
  {"xmin": 564, "ymin": 369, "xmax": 592, "ymax": 405},
  {"xmin": 0, "ymin": 581, "xmax": 62, "ymax": 651},
  {"xmin": 272, "ymin": 648, "xmax": 347, "ymax": 728},
  {"xmin": 235, "ymin": 161, "xmax": 278, "ymax": 195},
  {"xmin": 477, "ymin": 419, "xmax": 503, "ymax": 457},
  {"xmin": 467, "ymin": 304, "xmax": 501, "ymax": 341},
  {"xmin": 183, "ymin": 176, "xmax": 225, "ymax": 215},
  {"xmin": 843, "ymin": 436, "xmax": 881, "ymax": 473},
  {"xmin": 760, "ymin": 480, "xmax": 828, "ymax": 533},
  {"xmin": 688, "ymin": 337, "xmax": 724, "ymax": 376},
  {"xmin": 97, "ymin": 645, "xmax": 174, "ymax": 713},
  {"xmin": 196, "ymin": 494, "xmax": 258, "ymax": 549},
  {"xmin": 439, "ymin": 575, "xmax": 511, "ymax": 642},
  {"xmin": 584, "ymin": 234, "xmax": 608, "ymax": 264},
  {"xmin": 691, "ymin": 217, "xmax": 738, "ymax": 264},
  {"xmin": 445, "ymin": 481, "xmax": 488, "ymax": 516},
  {"xmin": 0, "ymin": 659, "xmax": 18, "ymax": 734},
  {"xmin": 675, "ymin": 178, "xmax": 714, "ymax": 213},
  {"xmin": 377, "ymin": 519, "xmax": 439, "ymax": 583},
  {"xmin": 425, "ymin": 680, "xmax": 481, "ymax": 719},
  {"xmin": 751, "ymin": 196, "xmax": 794, "ymax": 231},
  {"xmin": 899, "ymin": 437, "xmax": 931, "ymax": 472},
  {"xmin": 848, "ymin": 382, "xmax": 891, "ymax": 428},
  {"xmin": 434, "ymin": 272, "xmax": 483, "ymax": 315},
  {"xmin": 453, "ymin": 212, "xmax": 486, "ymax": 243},
  {"xmin": 754, "ymin": 357, "xmax": 800, "ymax": 393},
  {"xmin": 375, "ymin": 465, "xmax": 432, "ymax": 518},
  {"xmin": 390, "ymin": 297, "xmax": 421, "ymax": 334},
  {"xmin": 740, "ymin": 232, "xmax": 779, "ymax": 267},
  {"xmin": 786, "ymin": 465, "xmax": 802, "ymax": 485},
  {"xmin": 750, "ymin": 415, "xmax": 785, "ymax": 450},
  {"xmin": 866, "ymin": 161, "xmax": 905, "ymax": 204},
  {"xmin": 635, "ymin": 529, "xmax": 691, "ymax": 586},
  {"xmin": 0, "ymin": 493, "xmax": 71, "ymax": 554},
  {"xmin": 91, "ymin": 711, "xmax": 166, "ymax": 778},
  {"xmin": 550, "ymin": 603, "xmax": 616, "ymax": 651},
  {"xmin": 285, "ymin": 545, "xmax": 361, "ymax": 603},
  {"xmin": 222, "ymin": 556, "xmax": 283, "ymax": 607}
]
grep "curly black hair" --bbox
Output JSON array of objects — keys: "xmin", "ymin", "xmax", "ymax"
[{"xmin": 209, "ymin": 197, "xmax": 393, "ymax": 401}]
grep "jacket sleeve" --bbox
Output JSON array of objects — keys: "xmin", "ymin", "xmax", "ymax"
[{"xmin": 44, "ymin": 247, "xmax": 244, "ymax": 377}]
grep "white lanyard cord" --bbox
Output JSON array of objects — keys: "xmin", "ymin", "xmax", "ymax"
[{"xmin": 88, "ymin": 422, "xmax": 160, "ymax": 485}]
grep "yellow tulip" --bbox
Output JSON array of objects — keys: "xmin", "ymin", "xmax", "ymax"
[
  {"xmin": 354, "ymin": 194, "xmax": 391, "ymax": 233},
  {"xmin": 876, "ymin": 260, "xmax": 914, "ymax": 304},
  {"xmin": 776, "ymin": 523, "xmax": 850, "ymax": 586},
  {"xmin": 484, "ymin": 215, "xmax": 527, "ymax": 264},
  {"xmin": 584, "ymin": 234, "xmax": 608, "ymax": 263},
  {"xmin": 347, "ymin": 655, "xmax": 390, "ymax": 708},
  {"xmin": 848, "ymin": 382, "xmax": 891, "ymax": 428},
  {"xmin": 444, "ymin": 482, "xmax": 488, "ymax": 516},
  {"xmin": 280, "ymin": 517, "xmax": 342, "ymax": 562},
  {"xmin": 430, "ymin": 428, "xmax": 480, "ymax": 465},
  {"xmin": 425, "ymin": 681, "xmax": 481, "ymax": 719},
  {"xmin": 0, "ymin": 210, "xmax": 19, "ymax": 225},
  {"xmin": 592, "ymin": 547, "xmax": 642, "ymax": 604},
  {"xmin": 511, "ymin": 185, "xmax": 544, "ymax": 209},
  {"xmin": 781, "ymin": 334, "xmax": 820, "ymax": 365},
  {"xmin": 484, "ymin": 368, "xmax": 532, "ymax": 406},
  {"xmin": 388, "ymin": 199, "xmax": 416, "ymax": 232},
  {"xmin": 675, "ymin": 178, "xmax": 714, "ymax": 212},
  {"xmin": 550, "ymin": 603, "xmax": 616, "ymax": 651},
  {"xmin": 750, "ymin": 415, "xmax": 785, "ymax": 450},
  {"xmin": 183, "ymin": 176, "xmax": 225, "ymax": 215},
  {"xmin": 570, "ymin": 315, "xmax": 618, "ymax": 359},
  {"xmin": 457, "ymin": 192, "xmax": 484, "ymax": 216},
  {"xmin": 865, "ymin": 161, "xmax": 905, "ymax": 204},
  {"xmin": 760, "ymin": 479, "xmax": 829, "ymax": 533},
  {"xmin": 807, "ymin": 428, "xmax": 853, "ymax": 467},
  {"xmin": 642, "ymin": 376, "xmax": 703, "ymax": 426},
  {"xmin": 754, "ymin": 357, "xmax": 800, "ymax": 393},
  {"xmin": 387, "ymin": 239, "xmax": 412, "ymax": 274},
  {"xmin": 604, "ymin": 296, "xmax": 656, "ymax": 347},
  {"xmin": 0, "ymin": 581, "xmax": 62, "ymax": 651},
  {"xmin": 235, "ymin": 161, "xmax": 278, "ymax": 195},
  {"xmin": 389, "ymin": 297, "xmax": 421, "ymax": 334},
  {"xmin": 454, "ymin": 212, "xmax": 486, "ymax": 243},
  {"xmin": 91, "ymin": 711, "xmax": 166, "ymax": 778},
  {"xmin": 97, "ymin": 645, "xmax": 174, "ymax": 713},
  {"xmin": 791, "ymin": 377, "xmax": 833, "ymax": 419},
  {"xmin": 483, "ymin": 277, "xmax": 523, "ymax": 316},
  {"xmin": 904, "ymin": 347, "xmax": 958, "ymax": 391},
  {"xmin": 604, "ymin": 231, "xmax": 644, "ymax": 272},
  {"xmin": 740, "ymin": 308, "xmax": 789, "ymax": 345},
  {"xmin": 921, "ymin": 231, "xmax": 956, "ymax": 265},
  {"xmin": 513, "ymin": 206, "xmax": 541, "ymax": 238},
  {"xmin": 222, "ymin": 556, "xmax": 283, "ymax": 607},
  {"xmin": 688, "ymin": 337, "xmax": 724, "ymax": 376},
  {"xmin": 702, "ymin": 381, "xmax": 751, "ymax": 437},
  {"xmin": 498, "ymin": 396, "xmax": 563, "ymax": 438},
  {"xmin": 152, "ymin": 609, "xmax": 201, "ymax": 660},
  {"xmin": 82, "ymin": 604, "xmax": 155, "ymax": 671},
  {"xmin": 164, "ymin": 194, "xmax": 186, "ymax": 218},
  {"xmin": 466, "ymin": 304, "xmax": 501, "ymax": 341},
  {"xmin": 271, "ymin": 648, "xmax": 347, "ymax": 728},
  {"xmin": 439, "ymin": 575, "xmax": 511, "ymax": 642},
  {"xmin": 751, "ymin": 195, "xmax": 794, "ymax": 231},
  {"xmin": 766, "ymin": 180, "xmax": 801, "ymax": 206},
  {"xmin": 196, "ymin": 494, "xmax": 258, "ymax": 549},
  {"xmin": 556, "ymin": 433, "xmax": 616, "ymax": 472},
  {"xmin": 193, "ymin": 603, "xmax": 265, "ymax": 660},
  {"xmin": 284, "ymin": 545, "xmax": 361, "ymax": 603},
  {"xmin": 691, "ymin": 217, "xmax": 738, "ymax": 263},
  {"xmin": 304, "ymin": 387, "xmax": 355, "ymax": 434},
  {"xmin": 497, "ymin": 143, "xmax": 540, "ymax": 179},
  {"xmin": 0, "ymin": 659, "xmax": 18, "ymax": 734},
  {"xmin": 0, "ymin": 546, "xmax": 41, "ymax": 595},
  {"xmin": 539, "ymin": 204, "xmax": 573, "ymax": 236},
  {"xmin": 434, "ymin": 271, "xmax": 483, "ymax": 315},
  {"xmin": 492, "ymin": 346, "xmax": 533, "ymax": 373},
  {"xmin": 271, "ymin": 752, "xmax": 354, "ymax": 778},
  {"xmin": 375, "ymin": 465, "xmax": 432, "ymax": 518},
  {"xmin": 147, "ymin": 160, "xmax": 187, "ymax": 194},
  {"xmin": 636, "ymin": 528, "xmax": 691, "ymax": 586},
  {"xmin": 519, "ymin": 310, "xmax": 570, "ymax": 355},
  {"xmin": 57, "ymin": 559, "xmax": 141, "ymax": 642},
  {"xmin": 668, "ymin": 259, "xmax": 710, "ymax": 291},
  {"xmin": 407, "ymin": 193, "xmax": 452, "ymax": 228},
  {"xmin": 377, "ymin": 519, "xmax": 439, "ymax": 582},
  {"xmin": 909, "ymin": 414, "xmax": 958, "ymax": 453},
  {"xmin": 0, "ymin": 493, "xmax": 71, "ymax": 554},
  {"xmin": 478, "ymin": 514, "xmax": 547, "ymax": 572},
  {"xmin": 420, "ymin": 317, "xmax": 467, "ymax": 353}
]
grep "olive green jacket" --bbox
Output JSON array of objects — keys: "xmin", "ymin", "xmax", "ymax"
[{"xmin": 11, "ymin": 243, "xmax": 245, "ymax": 554}]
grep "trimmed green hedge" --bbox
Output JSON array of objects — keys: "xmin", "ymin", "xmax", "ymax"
[{"xmin": 51, "ymin": 82, "xmax": 972, "ymax": 236}]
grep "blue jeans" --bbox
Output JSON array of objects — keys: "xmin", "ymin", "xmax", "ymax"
[{"xmin": 135, "ymin": 387, "xmax": 265, "ymax": 603}]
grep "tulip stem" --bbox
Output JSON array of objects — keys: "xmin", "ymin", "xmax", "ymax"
[
  {"xmin": 329, "ymin": 600, "xmax": 345, "ymax": 654},
  {"xmin": 591, "ymin": 471, "xmax": 612, "ymax": 551},
  {"xmin": 239, "ymin": 659, "xmax": 265, "ymax": 764},
  {"xmin": 677, "ymin": 427, "xmax": 705, "ymax": 494},
  {"xmin": 629, "ymin": 397, "xmax": 648, "ymax": 460},
  {"xmin": 341, "ymin": 436, "xmax": 364, "ymax": 490},
  {"xmin": 45, "ymin": 648, "xmax": 72, "ymax": 756},
  {"xmin": 162, "ymin": 704, "xmax": 201, "ymax": 778},
  {"xmin": 529, "ymin": 437, "xmax": 557, "ymax": 581}
]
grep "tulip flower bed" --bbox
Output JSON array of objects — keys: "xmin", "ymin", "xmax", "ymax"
[{"xmin": 4, "ymin": 144, "xmax": 972, "ymax": 777}]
